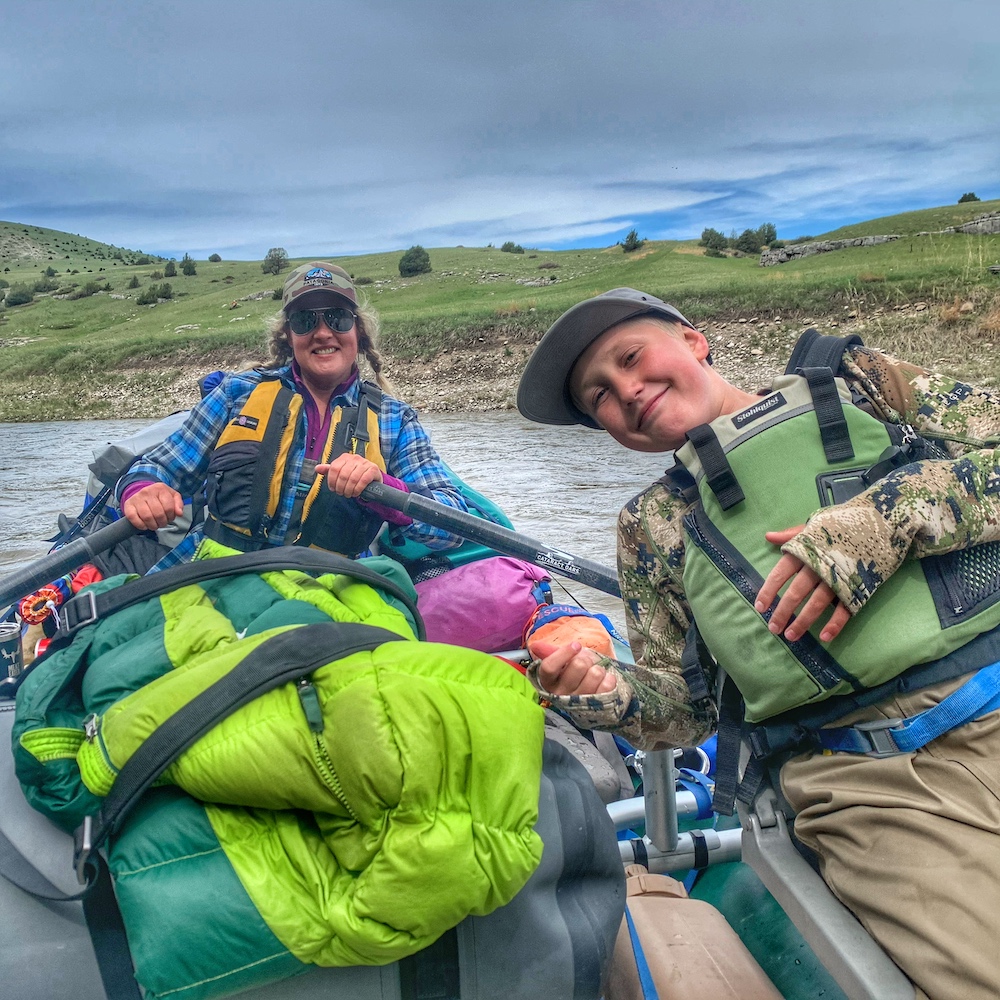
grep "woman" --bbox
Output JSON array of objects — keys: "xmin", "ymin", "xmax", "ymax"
[{"xmin": 119, "ymin": 262, "xmax": 467, "ymax": 570}]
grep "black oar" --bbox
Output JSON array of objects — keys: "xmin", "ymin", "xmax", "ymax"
[
  {"xmin": 361, "ymin": 481, "xmax": 621, "ymax": 598},
  {"xmin": 0, "ymin": 517, "xmax": 137, "ymax": 611}
]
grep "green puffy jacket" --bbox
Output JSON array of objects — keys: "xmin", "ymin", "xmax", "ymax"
[{"xmin": 15, "ymin": 542, "xmax": 545, "ymax": 998}]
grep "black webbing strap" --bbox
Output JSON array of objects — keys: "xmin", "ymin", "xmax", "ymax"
[
  {"xmin": 689, "ymin": 829, "xmax": 710, "ymax": 870},
  {"xmin": 82, "ymin": 855, "xmax": 142, "ymax": 1000},
  {"xmin": 351, "ymin": 380, "xmax": 382, "ymax": 451},
  {"xmin": 52, "ymin": 548, "xmax": 424, "ymax": 646},
  {"xmin": 90, "ymin": 621, "xmax": 400, "ymax": 845},
  {"xmin": 784, "ymin": 328, "xmax": 864, "ymax": 375},
  {"xmin": 680, "ymin": 622, "xmax": 712, "ymax": 704},
  {"xmin": 711, "ymin": 675, "xmax": 744, "ymax": 816},
  {"xmin": 800, "ymin": 367, "xmax": 855, "ymax": 463},
  {"xmin": 246, "ymin": 382, "xmax": 296, "ymax": 541},
  {"xmin": 685, "ymin": 424, "xmax": 745, "ymax": 510}
]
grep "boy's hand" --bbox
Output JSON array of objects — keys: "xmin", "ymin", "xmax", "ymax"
[
  {"xmin": 755, "ymin": 526, "xmax": 851, "ymax": 643},
  {"xmin": 316, "ymin": 454, "xmax": 383, "ymax": 498},
  {"xmin": 531, "ymin": 639, "xmax": 617, "ymax": 696}
]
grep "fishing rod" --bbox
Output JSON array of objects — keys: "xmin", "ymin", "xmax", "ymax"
[
  {"xmin": 361, "ymin": 481, "xmax": 621, "ymax": 598},
  {"xmin": 0, "ymin": 517, "xmax": 137, "ymax": 612}
]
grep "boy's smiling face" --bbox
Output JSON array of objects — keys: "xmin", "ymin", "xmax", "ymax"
[{"xmin": 568, "ymin": 317, "xmax": 720, "ymax": 452}]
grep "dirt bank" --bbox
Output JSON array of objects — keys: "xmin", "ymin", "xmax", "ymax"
[{"xmin": 7, "ymin": 301, "xmax": 996, "ymax": 422}]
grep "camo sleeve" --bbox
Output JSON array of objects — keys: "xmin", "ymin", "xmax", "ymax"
[{"xmin": 783, "ymin": 347, "xmax": 1000, "ymax": 612}]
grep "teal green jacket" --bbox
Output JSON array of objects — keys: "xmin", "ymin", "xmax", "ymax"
[{"xmin": 15, "ymin": 542, "xmax": 545, "ymax": 993}]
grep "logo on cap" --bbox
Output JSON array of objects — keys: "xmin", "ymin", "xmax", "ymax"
[{"xmin": 304, "ymin": 267, "xmax": 333, "ymax": 284}]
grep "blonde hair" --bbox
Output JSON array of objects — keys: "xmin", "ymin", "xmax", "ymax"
[{"xmin": 266, "ymin": 296, "xmax": 395, "ymax": 394}]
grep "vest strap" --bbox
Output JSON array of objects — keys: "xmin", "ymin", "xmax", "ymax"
[
  {"xmin": 685, "ymin": 424, "xmax": 745, "ymax": 510},
  {"xmin": 817, "ymin": 659, "xmax": 1000, "ymax": 757},
  {"xmin": 799, "ymin": 367, "xmax": 855, "ymax": 463},
  {"xmin": 246, "ymin": 383, "xmax": 295, "ymax": 540}
]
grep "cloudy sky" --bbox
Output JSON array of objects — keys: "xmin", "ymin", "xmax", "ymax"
[{"xmin": 3, "ymin": 1, "xmax": 998, "ymax": 260}]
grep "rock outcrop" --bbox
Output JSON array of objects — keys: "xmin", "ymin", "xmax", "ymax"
[
  {"xmin": 941, "ymin": 211, "xmax": 1000, "ymax": 235},
  {"xmin": 760, "ymin": 235, "xmax": 899, "ymax": 266}
]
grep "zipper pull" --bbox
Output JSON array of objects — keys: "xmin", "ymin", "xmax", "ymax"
[
  {"xmin": 83, "ymin": 714, "xmax": 99, "ymax": 743},
  {"xmin": 297, "ymin": 679, "xmax": 325, "ymax": 733}
]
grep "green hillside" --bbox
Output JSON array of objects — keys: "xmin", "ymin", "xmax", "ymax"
[
  {"xmin": 0, "ymin": 220, "xmax": 163, "ymax": 271},
  {"xmin": 816, "ymin": 199, "xmax": 1000, "ymax": 240},
  {"xmin": 1, "ymin": 203, "xmax": 999, "ymax": 420}
]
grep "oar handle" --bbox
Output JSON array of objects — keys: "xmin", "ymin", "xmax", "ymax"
[
  {"xmin": 0, "ymin": 517, "xmax": 137, "ymax": 611},
  {"xmin": 361, "ymin": 481, "xmax": 622, "ymax": 598}
]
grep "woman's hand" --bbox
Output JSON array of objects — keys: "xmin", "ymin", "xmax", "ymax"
[
  {"xmin": 530, "ymin": 639, "xmax": 617, "ymax": 696},
  {"xmin": 316, "ymin": 454, "xmax": 384, "ymax": 499},
  {"xmin": 122, "ymin": 483, "xmax": 183, "ymax": 531},
  {"xmin": 754, "ymin": 526, "xmax": 851, "ymax": 643}
]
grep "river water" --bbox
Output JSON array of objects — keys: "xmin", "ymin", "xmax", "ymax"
[{"xmin": 0, "ymin": 413, "xmax": 672, "ymax": 629}]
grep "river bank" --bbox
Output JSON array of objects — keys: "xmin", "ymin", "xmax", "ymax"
[{"xmin": 4, "ymin": 298, "xmax": 995, "ymax": 421}]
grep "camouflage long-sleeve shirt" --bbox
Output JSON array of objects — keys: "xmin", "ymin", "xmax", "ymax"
[{"xmin": 544, "ymin": 345, "xmax": 1000, "ymax": 750}]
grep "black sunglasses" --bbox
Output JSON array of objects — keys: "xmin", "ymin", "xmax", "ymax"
[{"xmin": 287, "ymin": 307, "xmax": 357, "ymax": 336}]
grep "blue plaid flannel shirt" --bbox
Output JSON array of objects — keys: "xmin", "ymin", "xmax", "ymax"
[{"xmin": 117, "ymin": 366, "xmax": 468, "ymax": 571}]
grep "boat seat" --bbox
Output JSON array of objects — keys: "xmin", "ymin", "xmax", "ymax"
[{"xmin": 737, "ymin": 765, "xmax": 916, "ymax": 1000}]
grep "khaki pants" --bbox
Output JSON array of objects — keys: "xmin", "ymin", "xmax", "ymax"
[{"xmin": 781, "ymin": 673, "xmax": 1000, "ymax": 1000}]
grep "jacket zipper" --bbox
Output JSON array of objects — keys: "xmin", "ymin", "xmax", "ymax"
[{"xmin": 297, "ymin": 679, "xmax": 358, "ymax": 821}]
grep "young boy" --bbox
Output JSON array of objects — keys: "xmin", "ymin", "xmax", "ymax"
[{"xmin": 516, "ymin": 287, "xmax": 1000, "ymax": 1000}]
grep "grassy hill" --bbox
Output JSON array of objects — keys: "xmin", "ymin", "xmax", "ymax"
[
  {"xmin": 0, "ymin": 220, "xmax": 163, "ymax": 271},
  {"xmin": 815, "ymin": 198, "xmax": 1000, "ymax": 240},
  {"xmin": 1, "ymin": 204, "xmax": 999, "ymax": 420}
]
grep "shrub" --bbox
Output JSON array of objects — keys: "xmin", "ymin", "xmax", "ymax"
[
  {"xmin": 700, "ymin": 227, "xmax": 728, "ymax": 251},
  {"xmin": 181, "ymin": 253, "xmax": 196, "ymax": 276},
  {"xmin": 135, "ymin": 256, "xmax": 152, "ymax": 265},
  {"xmin": 208, "ymin": 253, "xmax": 222, "ymax": 262},
  {"xmin": 0, "ymin": 278, "xmax": 8, "ymax": 289},
  {"xmin": 958, "ymin": 192, "xmax": 981, "ymax": 203},
  {"xmin": 163, "ymin": 260, "xmax": 177, "ymax": 277},
  {"xmin": 5, "ymin": 284, "xmax": 33, "ymax": 306},
  {"xmin": 32, "ymin": 278, "xmax": 59, "ymax": 293},
  {"xmin": 769, "ymin": 240, "xmax": 786, "ymax": 250},
  {"xmin": 620, "ymin": 229, "xmax": 645, "ymax": 253},
  {"xmin": 704, "ymin": 247, "xmax": 726, "ymax": 258},
  {"xmin": 102, "ymin": 282, "xmax": 112, "ymax": 292},
  {"xmin": 150, "ymin": 270, "xmax": 164, "ymax": 280},
  {"xmin": 735, "ymin": 228, "xmax": 764, "ymax": 254},
  {"xmin": 127, "ymin": 276, "xmax": 140, "ymax": 289},
  {"xmin": 399, "ymin": 245, "xmax": 431, "ymax": 276},
  {"xmin": 44, "ymin": 265, "xmax": 57, "ymax": 277},
  {"xmin": 756, "ymin": 223, "xmax": 777, "ymax": 246},
  {"xmin": 354, "ymin": 276, "xmax": 373, "ymax": 285},
  {"xmin": 136, "ymin": 282, "xmax": 172, "ymax": 305},
  {"xmin": 500, "ymin": 241, "xmax": 524, "ymax": 254},
  {"xmin": 68, "ymin": 281, "xmax": 101, "ymax": 299},
  {"xmin": 272, "ymin": 287, "xmax": 282, "ymax": 299},
  {"xmin": 262, "ymin": 247, "xmax": 289, "ymax": 275}
]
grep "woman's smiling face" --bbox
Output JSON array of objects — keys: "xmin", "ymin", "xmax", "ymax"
[{"xmin": 568, "ymin": 317, "xmax": 720, "ymax": 452}]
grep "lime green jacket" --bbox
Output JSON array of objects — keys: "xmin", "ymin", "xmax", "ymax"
[{"xmin": 15, "ymin": 543, "xmax": 545, "ymax": 988}]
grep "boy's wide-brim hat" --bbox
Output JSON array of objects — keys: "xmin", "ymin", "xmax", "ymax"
[
  {"xmin": 282, "ymin": 262, "xmax": 357, "ymax": 312},
  {"xmin": 516, "ymin": 287, "xmax": 693, "ymax": 428}
]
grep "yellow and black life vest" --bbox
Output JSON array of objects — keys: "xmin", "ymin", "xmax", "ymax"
[{"xmin": 204, "ymin": 373, "xmax": 387, "ymax": 556}]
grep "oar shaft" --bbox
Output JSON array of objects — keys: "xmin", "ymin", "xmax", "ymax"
[
  {"xmin": 0, "ymin": 517, "xmax": 137, "ymax": 611},
  {"xmin": 362, "ymin": 481, "xmax": 621, "ymax": 598}
]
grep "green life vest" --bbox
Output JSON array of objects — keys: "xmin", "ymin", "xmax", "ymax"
[{"xmin": 675, "ymin": 365, "xmax": 1000, "ymax": 725}]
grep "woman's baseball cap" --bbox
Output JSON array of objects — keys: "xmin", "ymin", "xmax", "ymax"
[
  {"xmin": 281, "ymin": 262, "xmax": 357, "ymax": 312},
  {"xmin": 516, "ymin": 288, "xmax": 694, "ymax": 428}
]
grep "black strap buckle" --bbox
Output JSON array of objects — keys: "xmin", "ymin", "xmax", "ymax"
[
  {"xmin": 851, "ymin": 717, "xmax": 906, "ymax": 757},
  {"xmin": 60, "ymin": 591, "xmax": 99, "ymax": 636}
]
